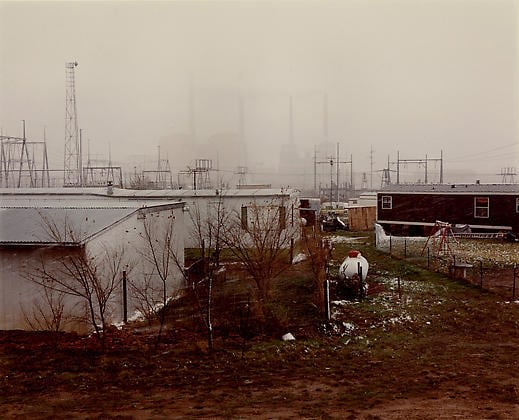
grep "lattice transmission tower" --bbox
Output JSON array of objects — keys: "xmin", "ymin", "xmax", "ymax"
[{"xmin": 64, "ymin": 61, "xmax": 82, "ymax": 186}]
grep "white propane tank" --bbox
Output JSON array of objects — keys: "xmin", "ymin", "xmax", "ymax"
[{"xmin": 339, "ymin": 250, "xmax": 369, "ymax": 281}]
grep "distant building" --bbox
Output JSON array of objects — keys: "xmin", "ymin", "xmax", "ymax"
[
  {"xmin": 376, "ymin": 184, "xmax": 519, "ymax": 236},
  {"xmin": 96, "ymin": 187, "xmax": 301, "ymax": 248}
]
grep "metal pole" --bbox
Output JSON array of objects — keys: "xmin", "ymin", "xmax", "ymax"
[
  {"xmin": 17, "ymin": 120, "xmax": 26, "ymax": 188},
  {"xmin": 480, "ymin": 260, "xmax": 483, "ymax": 288},
  {"xmin": 424, "ymin": 154, "xmax": 428, "ymax": 184},
  {"xmin": 329, "ymin": 158, "xmax": 333, "ymax": 205},
  {"xmin": 440, "ymin": 149, "xmax": 443, "ymax": 184},
  {"xmin": 370, "ymin": 145, "xmax": 373, "ymax": 190},
  {"xmin": 397, "ymin": 150, "xmax": 400, "ymax": 184},
  {"xmin": 79, "ymin": 128, "xmax": 83, "ymax": 187},
  {"xmin": 324, "ymin": 278, "xmax": 330, "ymax": 321},
  {"xmin": 513, "ymin": 263, "xmax": 517, "ymax": 301},
  {"xmin": 350, "ymin": 154, "xmax": 353, "ymax": 193},
  {"xmin": 122, "ymin": 270, "xmax": 128, "ymax": 324},
  {"xmin": 358, "ymin": 262, "xmax": 363, "ymax": 300},
  {"xmin": 313, "ymin": 146, "xmax": 317, "ymax": 194},
  {"xmin": 336, "ymin": 143, "xmax": 340, "ymax": 203}
]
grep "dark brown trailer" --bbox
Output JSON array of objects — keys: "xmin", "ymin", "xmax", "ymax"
[{"xmin": 376, "ymin": 184, "xmax": 519, "ymax": 236}]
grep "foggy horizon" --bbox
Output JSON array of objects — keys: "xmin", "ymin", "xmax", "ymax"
[{"xmin": 1, "ymin": 0, "xmax": 518, "ymax": 189}]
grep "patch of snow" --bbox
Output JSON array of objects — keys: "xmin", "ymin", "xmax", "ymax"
[
  {"xmin": 282, "ymin": 332, "xmax": 295, "ymax": 341},
  {"xmin": 342, "ymin": 322, "xmax": 356, "ymax": 333},
  {"xmin": 292, "ymin": 252, "xmax": 307, "ymax": 264},
  {"xmin": 328, "ymin": 235, "xmax": 367, "ymax": 244}
]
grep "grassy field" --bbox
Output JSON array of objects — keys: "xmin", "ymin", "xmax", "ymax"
[{"xmin": 1, "ymin": 231, "xmax": 519, "ymax": 418}]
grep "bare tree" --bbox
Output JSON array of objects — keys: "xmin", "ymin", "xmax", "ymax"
[
  {"xmin": 222, "ymin": 198, "xmax": 297, "ymax": 327},
  {"xmin": 25, "ymin": 213, "xmax": 132, "ymax": 350},
  {"xmin": 26, "ymin": 244, "xmax": 130, "ymax": 351},
  {"xmin": 132, "ymin": 209, "xmax": 184, "ymax": 348},
  {"xmin": 22, "ymin": 280, "xmax": 69, "ymax": 334},
  {"xmin": 185, "ymin": 193, "xmax": 231, "ymax": 350}
]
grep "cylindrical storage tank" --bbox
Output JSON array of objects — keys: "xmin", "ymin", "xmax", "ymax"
[{"xmin": 338, "ymin": 250, "xmax": 369, "ymax": 281}]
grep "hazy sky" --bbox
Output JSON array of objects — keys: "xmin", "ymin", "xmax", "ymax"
[{"xmin": 1, "ymin": 0, "xmax": 518, "ymax": 185}]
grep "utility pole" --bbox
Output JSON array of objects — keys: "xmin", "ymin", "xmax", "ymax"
[
  {"xmin": 396, "ymin": 151, "xmax": 402, "ymax": 184},
  {"xmin": 396, "ymin": 150, "xmax": 443, "ymax": 184},
  {"xmin": 79, "ymin": 128, "xmax": 83, "ymax": 186},
  {"xmin": 313, "ymin": 145, "xmax": 317, "ymax": 194},
  {"xmin": 370, "ymin": 145, "xmax": 374, "ymax": 190},
  {"xmin": 316, "ymin": 144, "xmax": 352, "ymax": 205}
]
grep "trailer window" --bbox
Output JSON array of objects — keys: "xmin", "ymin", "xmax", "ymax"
[
  {"xmin": 381, "ymin": 196, "xmax": 392, "ymax": 210},
  {"xmin": 474, "ymin": 197, "xmax": 489, "ymax": 218},
  {"xmin": 241, "ymin": 206, "xmax": 248, "ymax": 229},
  {"xmin": 516, "ymin": 198, "xmax": 519, "ymax": 213}
]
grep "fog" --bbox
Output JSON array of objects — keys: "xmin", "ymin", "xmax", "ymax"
[{"xmin": 1, "ymin": 0, "xmax": 518, "ymax": 188}]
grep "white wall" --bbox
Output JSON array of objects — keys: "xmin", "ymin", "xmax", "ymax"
[
  {"xmin": 181, "ymin": 192, "xmax": 301, "ymax": 248},
  {"xmin": 0, "ymin": 205, "xmax": 186, "ymax": 331},
  {"xmin": 86, "ymin": 206, "xmax": 186, "ymax": 326}
]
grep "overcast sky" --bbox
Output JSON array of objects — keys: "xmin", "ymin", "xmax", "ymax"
[{"xmin": 1, "ymin": 0, "xmax": 518, "ymax": 185}]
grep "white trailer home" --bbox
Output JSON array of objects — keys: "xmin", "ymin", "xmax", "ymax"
[
  {"xmin": 100, "ymin": 187, "xmax": 301, "ymax": 248},
  {"xmin": 0, "ymin": 190, "xmax": 186, "ymax": 331}
]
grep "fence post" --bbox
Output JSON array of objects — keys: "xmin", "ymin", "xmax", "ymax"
[
  {"xmin": 513, "ymin": 263, "xmax": 517, "ymax": 301},
  {"xmin": 451, "ymin": 255, "xmax": 456, "ymax": 277},
  {"xmin": 324, "ymin": 278, "xmax": 330, "ymax": 321},
  {"xmin": 398, "ymin": 276, "xmax": 401, "ymax": 300},
  {"xmin": 404, "ymin": 239, "xmax": 407, "ymax": 258},
  {"xmin": 479, "ymin": 260, "xmax": 483, "ymax": 288},
  {"xmin": 427, "ymin": 247, "xmax": 430, "ymax": 270},
  {"xmin": 389, "ymin": 235, "xmax": 392, "ymax": 258},
  {"xmin": 358, "ymin": 262, "xmax": 363, "ymax": 300},
  {"xmin": 122, "ymin": 270, "xmax": 128, "ymax": 324}
]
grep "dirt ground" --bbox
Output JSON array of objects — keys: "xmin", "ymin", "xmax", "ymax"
[{"xmin": 2, "ymin": 237, "xmax": 519, "ymax": 419}]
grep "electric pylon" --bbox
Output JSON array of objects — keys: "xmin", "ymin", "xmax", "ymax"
[{"xmin": 64, "ymin": 61, "xmax": 81, "ymax": 186}]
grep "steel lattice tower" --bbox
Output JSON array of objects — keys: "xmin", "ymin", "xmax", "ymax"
[{"xmin": 64, "ymin": 61, "xmax": 81, "ymax": 186}]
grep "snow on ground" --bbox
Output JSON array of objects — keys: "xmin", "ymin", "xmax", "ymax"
[
  {"xmin": 331, "ymin": 273, "xmax": 445, "ymax": 336},
  {"xmin": 328, "ymin": 235, "xmax": 368, "ymax": 244},
  {"xmin": 292, "ymin": 253, "xmax": 307, "ymax": 264}
]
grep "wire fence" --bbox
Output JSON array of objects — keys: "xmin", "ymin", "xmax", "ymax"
[{"xmin": 376, "ymin": 235, "xmax": 519, "ymax": 301}]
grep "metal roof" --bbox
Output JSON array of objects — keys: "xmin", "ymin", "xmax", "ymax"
[
  {"xmin": 0, "ymin": 195, "xmax": 179, "ymax": 209},
  {"xmin": 0, "ymin": 187, "xmax": 298, "ymax": 199},
  {"xmin": 0, "ymin": 193, "xmax": 184, "ymax": 245},
  {"xmin": 0, "ymin": 207, "xmax": 136, "ymax": 245},
  {"xmin": 378, "ymin": 184, "xmax": 519, "ymax": 194},
  {"xmin": 0, "ymin": 187, "xmax": 296, "ymax": 245}
]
